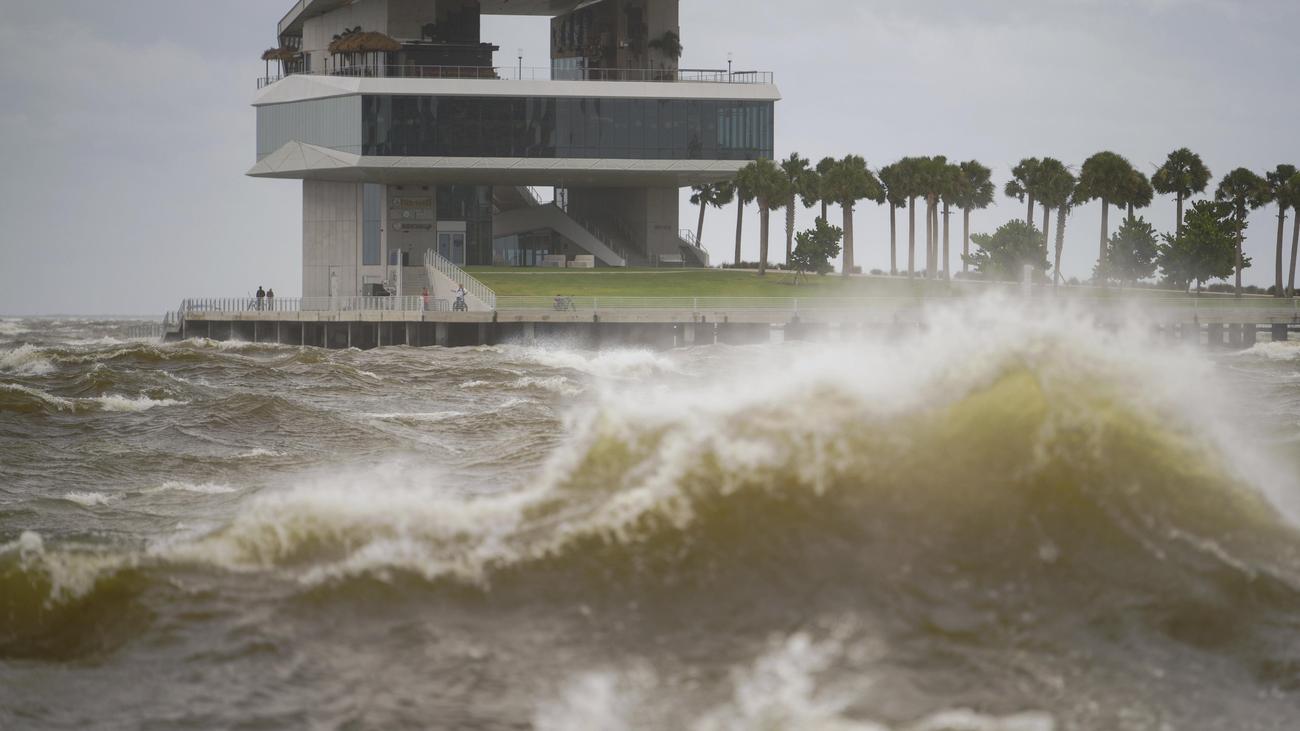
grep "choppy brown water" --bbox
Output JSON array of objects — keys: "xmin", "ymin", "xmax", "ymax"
[{"xmin": 2, "ymin": 303, "xmax": 1300, "ymax": 730}]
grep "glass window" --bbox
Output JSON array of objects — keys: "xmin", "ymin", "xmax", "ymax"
[{"xmin": 351, "ymin": 95, "xmax": 773, "ymax": 161}]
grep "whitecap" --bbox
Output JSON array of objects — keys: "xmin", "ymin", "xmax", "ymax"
[
  {"xmin": 524, "ymin": 347, "xmax": 680, "ymax": 380},
  {"xmin": 145, "ymin": 481, "xmax": 240, "ymax": 495},
  {"xmin": 62, "ymin": 491, "xmax": 116, "ymax": 507},
  {"xmin": 0, "ymin": 344, "xmax": 55, "ymax": 375},
  {"xmin": 513, "ymin": 376, "xmax": 583, "ymax": 396},
  {"xmin": 90, "ymin": 395, "xmax": 188, "ymax": 412},
  {"xmin": 0, "ymin": 383, "xmax": 76, "ymax": 411}
]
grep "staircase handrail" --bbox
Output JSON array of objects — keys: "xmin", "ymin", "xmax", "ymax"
[{"xmin": 424, "ymin": 249, "xmax": 497, "ymax": 309}]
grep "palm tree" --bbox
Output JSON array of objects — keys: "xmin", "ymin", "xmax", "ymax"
[
  {"xmin": 689, "ymin": 183, "xmax": 735, "ymax": 252},
  {"xmin": 1035, "ymin": 162, "xmax": 1077, "ymax": 285},
  {"xmin": 914, "ymin": 156, "xmax": 950, "ymax": 278},
  {"xmin": 737, "ymin": 159, "xmax": 791, "ymax": 276},
  {"xmin": 1123, "ymin": 169, "xmax": 1154, "ymax": 220},
  {"xmin": 1005, "ymin": 158, "xmax": 1042, "ymax": 225},
  {"xmin": 897, "ymin": 157, "xmax": 924, "ymax": 277},
  {"xmin": 823, "ymin": 155, "xmax": 885, "ymax": 277},
  {"xmin": 1033, "ymin": 159, "xmax": 1071, "ymax": 250},
  {"xmin": 1215, "ymin": 167, "xmax": 1269, "ymax": 295},
  {"xmin": 951, "ymin": 161, "xmax": 995, "ymax": 275},
  {"xmin": 814, "ymin": 157, "xmax": 838, "ymax": 221},
  {"xmin": 779, "ymin": 153, "xmax": 812, "ymax": 265},
  {"xmin": 1264, "ymin": 165, "xmax": 1298, "ymax": 297},
  {"xmin": 732, "ymin": 175, "xmax": 756, "ymax": 267},
  {"xmin": 878, "ymin": 162, "xmax": 909, "ymax": 275},
  {"xmin": 1075, "ymin": 151, "xmax": 1139, "ymax": 275},
  {"xmin": 937, "ymin": 162, "xmax": 964, "ymax": 279},
  {"xmin": 1151, "ymin": 148, "xmax": 1211, "ymax": 236},
  {"xmin": 1286, "ymin": 173, "xmax": 1300, "ymax": 297}
]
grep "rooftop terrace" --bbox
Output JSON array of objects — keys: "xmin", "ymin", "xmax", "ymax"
[{"xmin": 258, "ymin": 64, "xmax": 774, "ymax": 90}]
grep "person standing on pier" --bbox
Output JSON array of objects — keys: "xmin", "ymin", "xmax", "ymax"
[
  {"xmin": 422, "ymin": 287, "xmax": 430, "ymax": 311},
  {"xmin": 255, "ymin": 286, "xmax": 265, "ymax": 310},
  {"xmin": 266, "ymin": 288, "xmax": 275, "ymax": 311}
]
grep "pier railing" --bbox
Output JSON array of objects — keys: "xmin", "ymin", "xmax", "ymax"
[
  {"xmin": 169, "ymin": 293, "xmax": 1298, "ymax": 322},
  {"xmin": 181, "ymin": 296, "xmax": 449, "ymax": 313}
]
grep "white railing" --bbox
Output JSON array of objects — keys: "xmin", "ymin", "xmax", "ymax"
[
  {"xmin": 677, "ymin": 229, "xmax": 710, "ymax": 267},
  {"xmin": 258, "ymin": 65, "xmax": 775, "ymax": 89},
  {"xmin": 423, "ymin": 250, "xmax": 497, "ymax": 310},
  {"xmin": 493, "ymin": 295, "xmax": 1300, "ymax": 318},
  {"xmin": 180, "ymin": 296, "xmax": 450, "ymax": 313}
]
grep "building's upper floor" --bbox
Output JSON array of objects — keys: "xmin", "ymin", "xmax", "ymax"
[{"xmin": 260, "ymin": 0, "xmax": 774, "ymax": 88}]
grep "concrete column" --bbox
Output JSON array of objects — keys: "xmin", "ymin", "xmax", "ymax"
[
  {"xmin": 435, "ymin": 323, "xmax": 449, "ymax": 347},
  {"xmin": 682, "ymin": 323, "xmax": 696, "ymax": 347},
  {"xmin": 347, "ymin": 322, "xmax": 353, "ymax": 349},
  {"xmin": 523, "ymin": 322, "xmax": 536, "ymax": 345},
  {"xmin": 1272, "ymin": 324, "xmax": 1289, "ymax": 342},
  {"xmin": 1207, "ymin": 323, "xmax": 1224, "ymax": 348},
  {"xmin": 1227, "ymin": 323, "xmax": 1242, "ymax": 348},
  {"xmin": 1242, "ymin": 324, "xmax": 1257, "ymax": 347},
  {"xmin": 477, "ymin": 324, "xmax": 489, "ymax": 346}
]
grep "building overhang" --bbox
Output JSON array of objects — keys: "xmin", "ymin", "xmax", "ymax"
[
  {"xmin": 254, "ymin": 74, "xmax": 781, "ymax": 106},
  {"xmin": 249, "ymin": 142, "xmax": 746, "ymax": 187},
  {"xmin": 281, "ymin": 0, "xmax": 597, "ymax": 38}
]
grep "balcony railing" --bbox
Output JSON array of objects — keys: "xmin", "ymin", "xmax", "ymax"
[{"xmin": 258, "ymin": 65, "xmax": 773, "ymax": 89}]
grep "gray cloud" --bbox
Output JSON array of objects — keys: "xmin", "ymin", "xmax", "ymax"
[{"xmin": 1, "ymin": 1, "xmax": 1296, "ymax": 314}]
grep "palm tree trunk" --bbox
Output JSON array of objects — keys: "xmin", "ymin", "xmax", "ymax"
[
  {"xmin": 908, "ymin": 197, "xmax": 917, "ymax": 277},
  {"xmin": 842, "ymin": 203, "xmax": 854, "ymax": 277},
  {"xmin": 1026, "ymin": 195, "xmax": 1034, "ymax": 226},
  {"xmin": 931, "ymin": 202, "xmax": 939, "ymax": 279},
  {"xmin": 1235, "ymin": 212, "xmax": 1245, "ymax": 297},
  {"xmin": 1175, "ymin": 192, "xmax": 1184, "ymax": 236},
  {"xmin": 924, "ymin": 198, "xmax": 934, "ymax": 278},
  {"xmin": 1041, "ymin": 206, "xmax": 1051, "ymax": 253},
  {"xmin": 696, "ymin": 200, "xmax": 707, "ymax": 248},
  {"xmin": 785, "ymin": 194, "xmax": 796, "ymax": 265},
  {"xmin": 759, "ymin": 203, "xmax": 769, "ymax": 277},
  {"xmin": 734, "ymin": 199, "xmax": 744, "ymax": 266},
  {"xmin": 1289, "ymin": 213, "xmax": 1299, "ymax": 296},
  {"xmin": 1275, "ymin": 206, "xmax": 1288, "ymax": 297},
  {"xmin": 962, "ymin": 208, "xmax": 971, "ymax": 274},
  {"xmin": 821, "ymin": 200, "xmax": 828, "ymax": 222},
  {"xmin": 1127, "ymin": 203, "xmax": 1134, "ymax": 220},
  {"xmin": 942, "ymin": 203, "xmax": 951, "ymax": 280},
  {"xmin": 1055, "ymin": 206, "xmax": 1067, "ymax": 286},
  {"xmin": 889, "ymin": 206, "xmax": 897, "ymax": 275},
  {"xmin": 1098, "ymin": 199, "xmax": 1110, "ymax": 277}
]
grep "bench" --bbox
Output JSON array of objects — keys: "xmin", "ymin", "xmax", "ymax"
[
  {"xmin": 541, "ymin": 255, "xmax": 568, "ymax": 268},
  {"xmin": 657, "ymin": 254, "xmax": 685, "ymax": 267},
  {"xmin": 568, "ymin": 255, "xmax": 596, "ymax": 269}
]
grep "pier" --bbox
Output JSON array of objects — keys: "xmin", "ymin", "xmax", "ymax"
[{"xmin": 163, "ymin": 294, "xmax": 1300, "ymax": 349}]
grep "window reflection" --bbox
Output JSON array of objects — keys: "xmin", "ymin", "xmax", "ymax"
[{"xmin": 359, "ymin": 95, "xmax": 773, "ymax": 160}]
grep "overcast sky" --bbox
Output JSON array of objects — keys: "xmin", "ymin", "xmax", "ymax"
[{"xmin": 1, "ymin": 0, "xmax": 1297, "ymax": 315}]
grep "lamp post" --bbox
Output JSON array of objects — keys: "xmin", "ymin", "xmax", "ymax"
[
  {"xmin": 517, "ymin": 48, "xmax": 524, "ymax": 79},
  {"xmin": 727, "ymin": 51, "xmax": 733, "ymax": 81}
]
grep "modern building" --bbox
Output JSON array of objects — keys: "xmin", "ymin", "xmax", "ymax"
[{"xmin": 251, "ymin": 0, "xmax": 779, "ymax": 299}]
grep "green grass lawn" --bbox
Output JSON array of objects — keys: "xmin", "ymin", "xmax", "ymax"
[
  {"xmin": 463, "ymin": 267, "xmax": 1230, "ymax": 299},
  {"xmin": 467, "ymin": 267, "xmax": 976, "ymax": 298}
]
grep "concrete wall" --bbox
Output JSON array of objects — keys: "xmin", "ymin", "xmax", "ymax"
[
  {"xmin": 566, "ymin": 186, "xmax": 679, "ymax": 260},
  {"xmin": 303, "ymin": 180, "xmax": 366, "ymax": 298}
]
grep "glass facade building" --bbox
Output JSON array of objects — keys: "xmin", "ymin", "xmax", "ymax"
[{"xmin": 258, "ymin": 94, "xmax": 774, "ymax": 161}]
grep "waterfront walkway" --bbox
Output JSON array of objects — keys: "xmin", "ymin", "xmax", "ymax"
[{"xmin": 164, "ymin": 294, "xmax": 1300, "ymax": 349}]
